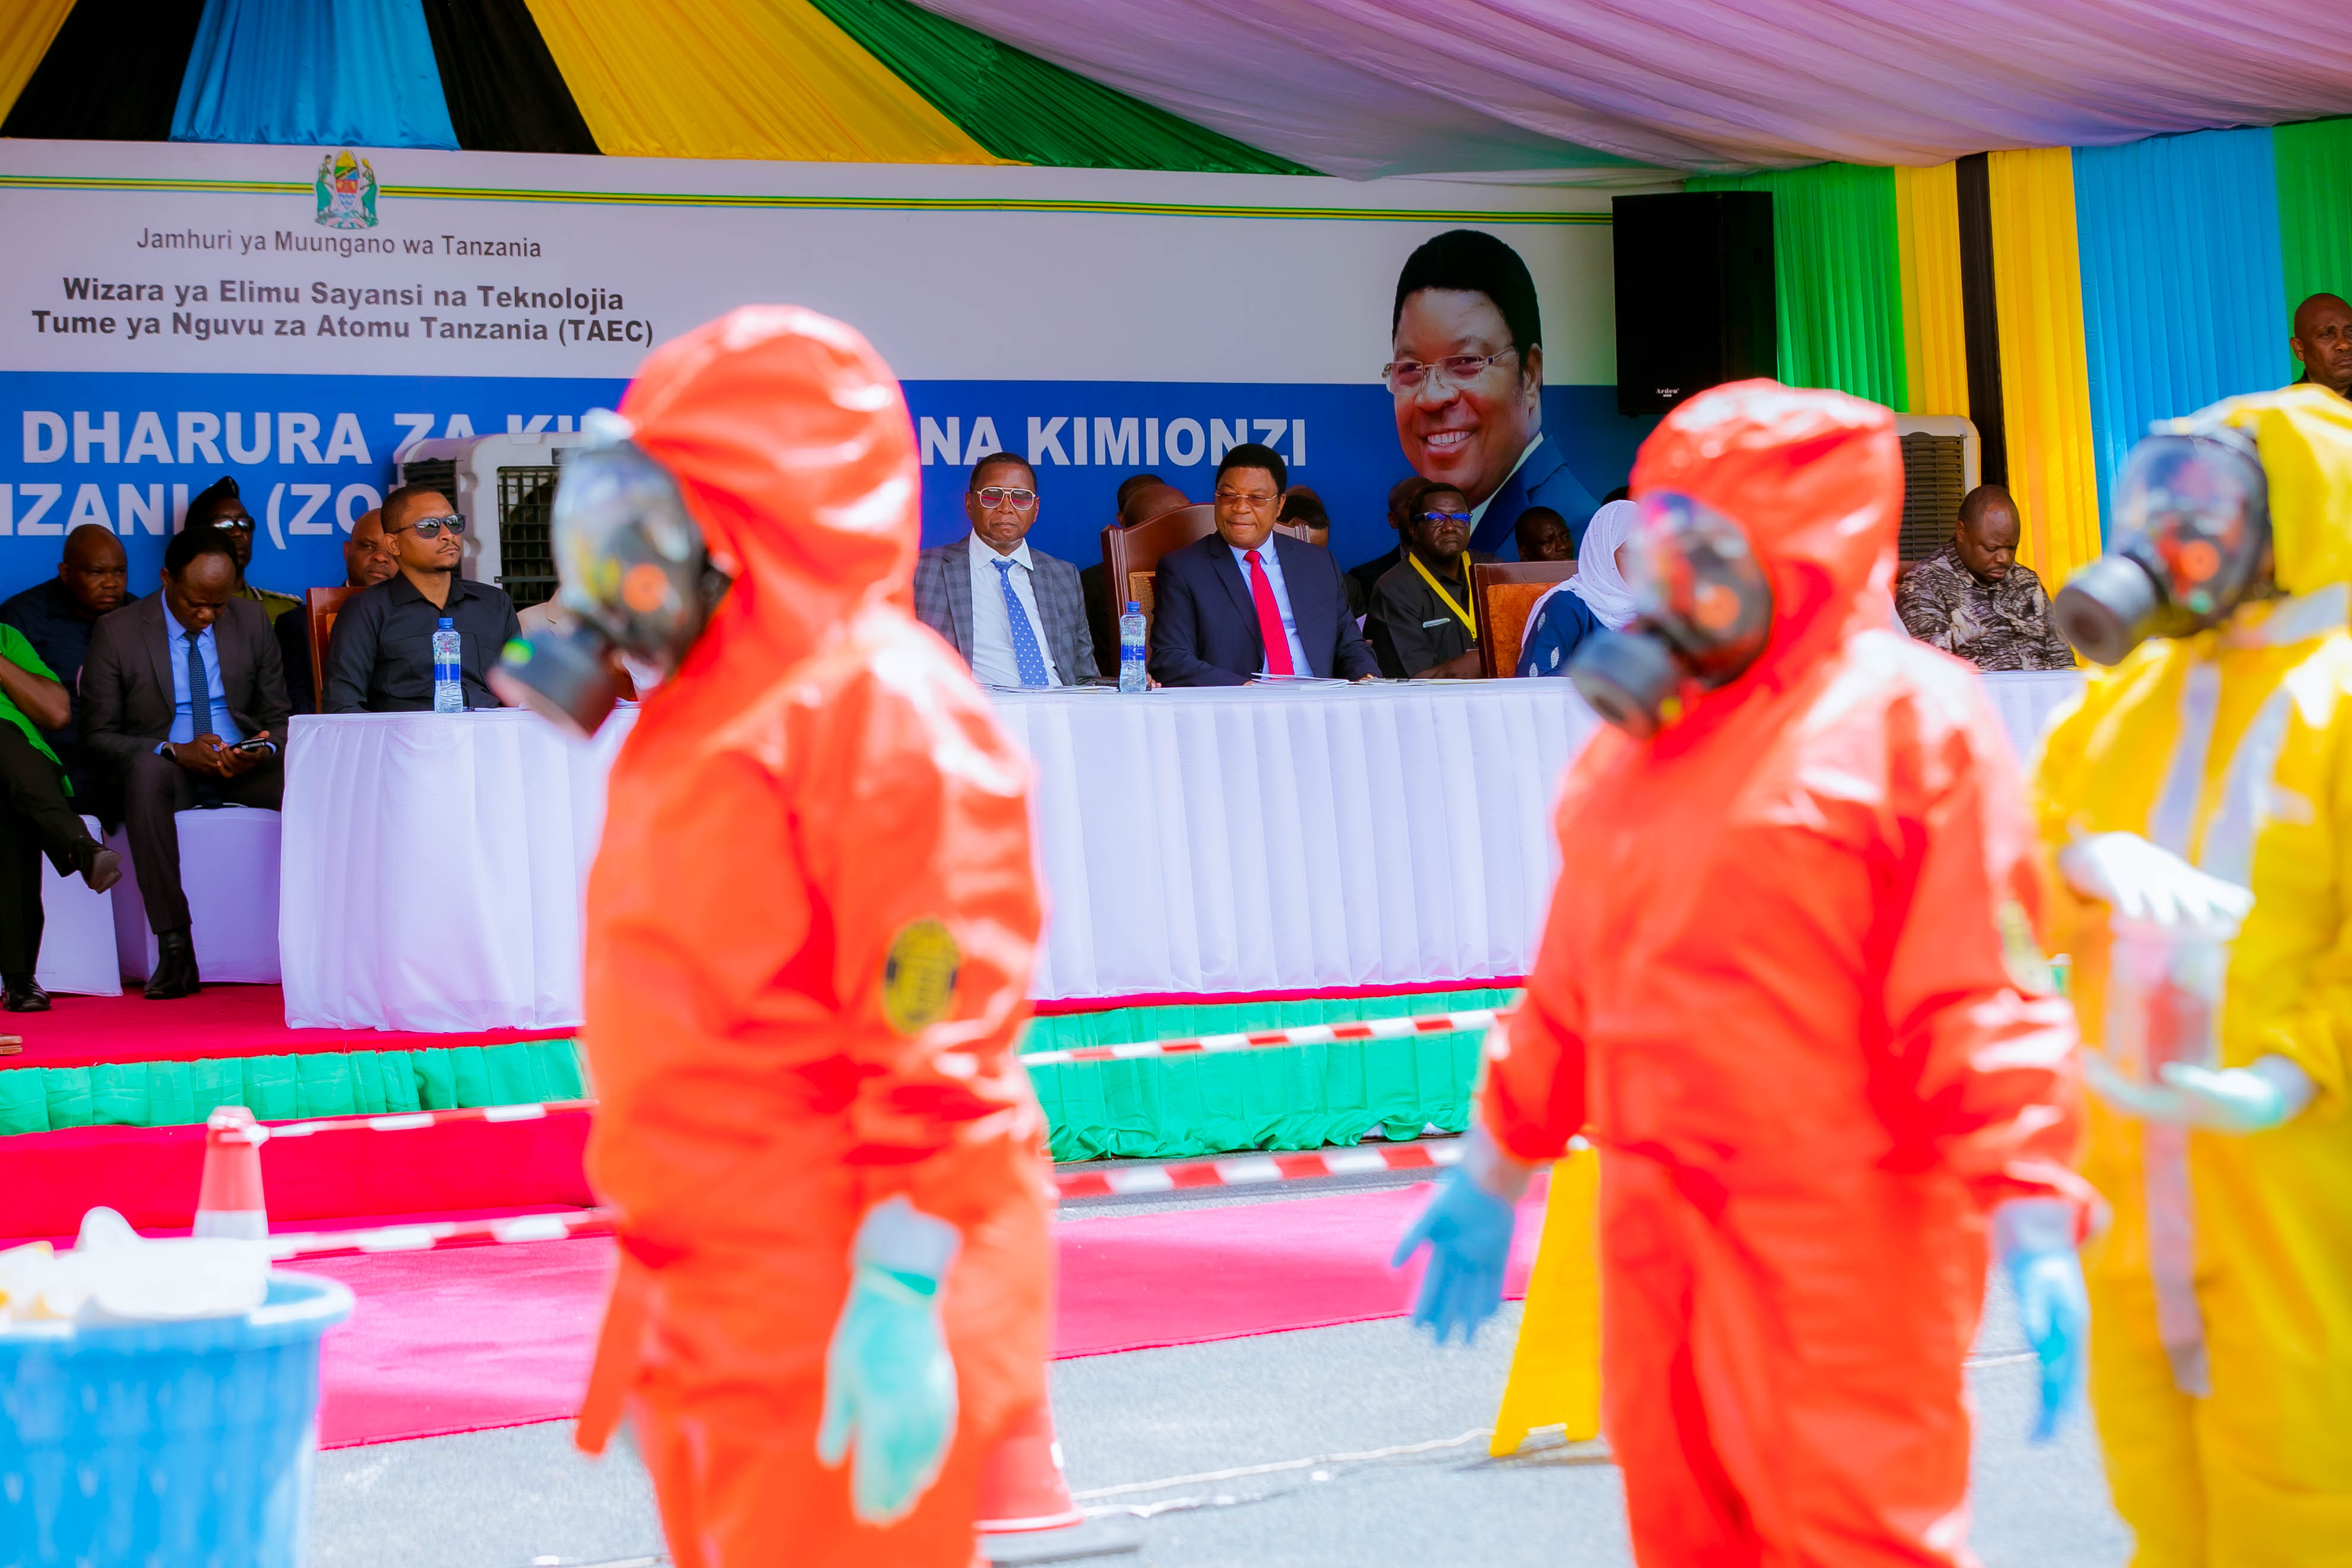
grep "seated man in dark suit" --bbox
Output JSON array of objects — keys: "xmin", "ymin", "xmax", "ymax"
[
  {"xmin": 0, "ymin": 522, "xmax": 136, "ymax": 818},
  {"xmin": 1147, "ymin": 442, "xmax": 1379, "ymax": 687},
  {"xmin": 324, "ymin": 485, "xmax": 520, "ymax": 712},
  {"xmin": 82, "ymin": 527, "xmax": 290, "ymax": 1000},
  {"xmin": 277, "ymin": 507, "xmax": 397, "ymax": 714},
  {"xmin": 911, "ymin": 452, "xmax": 1095, "ymax": 687}
]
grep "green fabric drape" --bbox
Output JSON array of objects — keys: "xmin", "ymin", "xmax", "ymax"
[
  {"xmin": 0, "ymin": 1038, "xmax": 586, "ymax": 1136},
  {"xmin": 1025, "ymin": 987, "xmax": 1513, "ymax": 1162},
  {"xmin": 801, "ymin": 0, "xmax": 1311, "ymax": 175},
  {"xmin": 2274, "ymin": 117, "xmax": 2352, "ymax": 380},
  {"xmin": 1688, "ymin": 163, "xmax": 1908, "ymax": 410}
]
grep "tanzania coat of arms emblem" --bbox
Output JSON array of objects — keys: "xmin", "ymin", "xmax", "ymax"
[{"xmin": 315, "ymin": 150, "xmax": 379, "ymax": 230}]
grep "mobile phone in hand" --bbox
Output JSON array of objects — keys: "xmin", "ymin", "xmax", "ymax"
[{"xmin": 227, "ymin": 736, "xmax": 272, "ymax": 754}]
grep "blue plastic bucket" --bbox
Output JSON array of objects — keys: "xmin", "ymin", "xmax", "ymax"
[{"xmin": 0, "ymin": 1270, "xmax": 353, "ymax": 1567}]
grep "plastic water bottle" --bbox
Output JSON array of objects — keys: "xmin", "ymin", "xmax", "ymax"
[
  {"xmin": 432, "ymin": 617, "xmax": 464, "ymax": 713},
  {"xmin": 1118, "ymin": 602, "xmax": 1148, "ymax": 693}
]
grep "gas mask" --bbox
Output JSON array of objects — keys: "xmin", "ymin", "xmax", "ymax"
[
  {"xmin": 489, "ymin": 412, "xmax": 728, "ymax": 735},
  {"xmin": 1568, "ymin": 491, "xmax": 1775, "ymax": 737},
  {"xmin": 2051, "ymin": 423, "xmax": 2272, "ymax": 666}
]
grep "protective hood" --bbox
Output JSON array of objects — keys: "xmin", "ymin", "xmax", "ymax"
[
  {"xmin": 1629, "ymin": 380, "xmax": 1900, "ymax": 691},
  {"xmin": 2203, "ymin": 382, "xmax": 2352, "ymax": 598},
  {"xmin": 618, "ymin": 305, "xmax": 921, "ymax": 672}
]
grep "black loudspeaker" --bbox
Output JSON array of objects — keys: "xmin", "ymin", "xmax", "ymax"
[{"xmin": 1611, "ymin": 192, "xmax": 1777, "ymax": 416}]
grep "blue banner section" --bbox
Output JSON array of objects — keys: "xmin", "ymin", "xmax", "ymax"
[{"xmin": 0, "ymin": 372, "xmax": 1654, "ymax": 602}]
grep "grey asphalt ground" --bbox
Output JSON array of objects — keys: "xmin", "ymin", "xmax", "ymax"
[{"xmin": 308, "ymin": 1174, "xmax": 2133, "ymax": 1568}]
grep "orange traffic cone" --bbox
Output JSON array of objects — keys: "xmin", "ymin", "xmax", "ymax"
[
  {"xmin": 194, "ymin": 1105, "xmax": 269, "ymax": 1240},
  {"xmin": 976, "ymin": 1399, "xmax": 1138, "ymax": 1564}
]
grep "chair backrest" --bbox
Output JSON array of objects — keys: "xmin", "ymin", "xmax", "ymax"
[
  {"xmin": 1472, "ymin": 561, "xmax": 1578, "ymax": 678},
  {"xmin": 305, "ymin": 585, "xmax": 361, "ymax": 703},
  {"xmin": 1099, "ymin": 504, "xmax": 1218, "ymax": 641}
]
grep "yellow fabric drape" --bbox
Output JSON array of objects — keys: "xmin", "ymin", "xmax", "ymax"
[
  {"xmin": 1988, "ymin": 148, "xmax": 2103, "ymax": 589},
  {"xmin": 1893, "ymin": 163, "xmax": 1970, "ymax": 419},
  {"xmin": 0, "ymin": 0, "xmax": 74, "ymax": 125},
  {"xmin": 522, "ymin": 0, "xmax": 1005, "ymax": 165}
]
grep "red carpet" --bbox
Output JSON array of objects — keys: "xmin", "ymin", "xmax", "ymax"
[
  {"xmin": 0, "ymin": 984, "xmax": 571, "ymax": 1071},
  {"xmin": 304, "ymin": 1179, "xmax": 1550, "ymax": 1449},
  {"xmin": 0, "ymin": 1111, "xmax": 596, "ymax": 1238}
]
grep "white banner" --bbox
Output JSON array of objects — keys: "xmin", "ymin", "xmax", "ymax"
[{"xmin": 0, "ymin": 140, "xmax": 1651, "ymax": 584}]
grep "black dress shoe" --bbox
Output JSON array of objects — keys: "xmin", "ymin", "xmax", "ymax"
[
  {"xmin": 2, "ymin": 974, "xmax": 48, "ymax": 1012},
  {"xmin": 144, "ymin": 930, "xmax": 202, "ymax": 1001},
  {"xmin": 77, "ymin": 842, "xmax": 121, "ymax": 895}
]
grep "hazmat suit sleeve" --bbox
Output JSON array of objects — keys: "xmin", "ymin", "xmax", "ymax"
[
  {"xmin": 1880, "ymin": 686, "xmax": 2093, "ymax": 1220},
  {"xmin": 1478, "ymin": 743, "xmax": 1611, "ymax": 1164}
]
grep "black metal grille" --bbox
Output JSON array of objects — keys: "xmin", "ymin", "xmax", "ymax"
[
  {"xmin": 397, "ymin": 456, "xmax": 457, "ymax": 500},
  {"xmin": 1899, "ymin": 434, "xmax": 1969, "ymax": 562},
  {"xmin": 496, "ymin": 466, "xmax": 559, "ymax": 607}
]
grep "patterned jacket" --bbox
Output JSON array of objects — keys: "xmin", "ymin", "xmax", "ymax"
[
  {"xmin": 912, "ymin": 533, "xmax": 1096, "ymax": 684},
  {"xmin": 1895, "ymin": 541, "xmax": 2077, "ymax": 672}
]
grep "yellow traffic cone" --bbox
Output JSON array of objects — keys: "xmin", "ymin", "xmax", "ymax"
[{"xmin": 1490, "ymin": 1140, "xmax": 1601, "ymax": 1456}]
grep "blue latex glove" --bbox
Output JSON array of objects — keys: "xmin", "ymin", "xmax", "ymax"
[
  {"xmin": 817, "ymin": 1197, "xmax": 962, "ymax": 1523},
  {"xmin": 1390, "ymin": 1133, "xmax": 1525, "ymax": 1345},
  {"xmin": 2085, "ymin": 1051, "xmax": 2315, "ymax": 1136},
  {"xmin": 1993, "ymin": 1197, "xmax": 2089, "ymax": 1444}
]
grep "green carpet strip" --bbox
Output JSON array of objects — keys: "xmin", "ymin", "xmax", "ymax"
[
  {"xmin": 0, "ymin": 1038, "xmax": 587, "ymax": 1137},
  {"xmin": 1024, "ymin": 987, "xmax": 1513, "ymax": 1162},
  {"xmin": 802, "ymin": 0, "xmax": 1313, "ymax": 175}
]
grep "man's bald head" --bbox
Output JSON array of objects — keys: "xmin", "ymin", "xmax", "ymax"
[
  {"xmin": 1954, "ymin": 483, "xmax": 2021, "ymax": 583},
  {"xmin": 2291, "ymin": 292, "xmax": 2352, "ymax": 397},
  {"xmin": 59, "ymin": 523, "xmax": 128, "ymax": 617}
]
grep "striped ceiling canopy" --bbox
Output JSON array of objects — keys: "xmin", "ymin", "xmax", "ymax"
[{"xmin": 5, "ymin": 0, "xmax": 2350, "ymax": 182}]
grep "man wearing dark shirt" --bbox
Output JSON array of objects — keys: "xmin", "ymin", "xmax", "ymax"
[
  {"xmin": 323, "ymin": 485, "xmax": 520, "ymax": 713},
  {"xmin": 0, "ymin": 523, "xmax": 134, "ymax": 814},
  {"xmin": 1368, "ymin": 482, "xmax": 1492, "ymax": 678},
  {"xmin": 1347, "ymin": 475, "xmax": 1421, "ymax": 613},
  {"xmin": 279, "ymin": 507, "xmax": 396, "ymax": 714}
]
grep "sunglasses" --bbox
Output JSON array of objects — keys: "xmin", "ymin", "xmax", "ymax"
[
  {"xmin": 394, "ymin": 514, "xmax": 467, "ymax": 539},
  {"xmin": 974, "ymin": 486, "xmax": 1038, "ymax": 510},
  {"xmin": 1417, "ymin": 510, "xmax": 1473, "ymax": 525},
  {"xmin": 210, "ymin": 515, "xmax": 254, "ymax": 532}
]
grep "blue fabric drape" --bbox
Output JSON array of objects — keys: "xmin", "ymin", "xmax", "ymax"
[
  {"xmin": 171, "ymin": 0, "xmax": 457, "ymax": 148},
  {"xmin": 2073, "ymin": 128, "xmax": 2287, "ymax": 539}
]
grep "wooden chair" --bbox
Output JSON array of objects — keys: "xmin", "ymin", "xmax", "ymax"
[
  {"xmin": 1472, "ymin": 561, "xmax": 1578, "ymax": 678},
  {"xmin": 1099, "ymin": 502, "xmax": 1218, "ymax": 645},
  {"xmin": 305, "ymin": 586, "xmax": 360, "ymax": 705}
]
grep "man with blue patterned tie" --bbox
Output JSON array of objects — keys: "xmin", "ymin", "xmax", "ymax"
[{"xmin": 912, "ymin": 453, "xmax": 1095, "ymax": 688}]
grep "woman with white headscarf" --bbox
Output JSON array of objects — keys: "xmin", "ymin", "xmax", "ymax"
[{"xmin": 1516, "ymin": 498, "xmax": 1637, "ymax": 676}]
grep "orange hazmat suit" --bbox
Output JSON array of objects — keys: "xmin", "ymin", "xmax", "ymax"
[
  {"xmin": 571, "ymin": 308, "xmax": 1052, "ymax": 1568},
  {"xmin": 1482, "ymin": 382, "xmax": 2094, "ymax": 1565}
]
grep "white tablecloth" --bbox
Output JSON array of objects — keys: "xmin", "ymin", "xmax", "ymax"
[
  {"xmin": 279, "ymin": 707, "xmax": 637, "ymax": 1032},
  {"xmin": 1980, "ymin": 670, "xmax": 2087, "ymax": 762},
  {"xmin": 991, "ymin": 683, "xmax": 1598, "ymax": 1000}
]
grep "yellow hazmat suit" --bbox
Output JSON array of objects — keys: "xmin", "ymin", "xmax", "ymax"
[{"xmin": 2032, "ymin": 384, "xmax": 2352, "ymax": 1566}]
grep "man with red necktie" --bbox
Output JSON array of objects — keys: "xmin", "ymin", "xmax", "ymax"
[{"xmin": 1146, "ymin": 442, "xmax": 1381, "ymax": 686}]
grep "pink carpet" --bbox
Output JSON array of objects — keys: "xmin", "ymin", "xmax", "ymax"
[
  {"xmin": 306, "ymin": 1179, "xmax": 1549, "ymax": 1449},
  {"xmin": 0, "ymin": 984, "xmax": 571, "ymax": 1071}
]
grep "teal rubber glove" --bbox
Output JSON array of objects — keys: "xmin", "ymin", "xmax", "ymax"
[
  {"xmin": 817, "ymin": 1197, "xmax": 962, "ymax": 1524},
  {"xmin": 2085, "ymin": 1052, "xmax": 2315, "ymax": 1135},
  {"xmin": 1993, "ymin": 1197, "xmax": 2089, "ymax": 1444},
  {"xmin": 1390, "ymin": 1130, "xmax": 1528, "ymax": 1346}
]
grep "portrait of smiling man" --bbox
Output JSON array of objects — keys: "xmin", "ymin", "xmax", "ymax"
[{"xmin": 1389, "ymin": 229, "xmax": 1601, "ymax": 558}]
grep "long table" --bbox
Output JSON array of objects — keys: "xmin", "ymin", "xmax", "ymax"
[{"xmin": 277, "ymin": 671, "xmax": 2086, "ymax": 1032}]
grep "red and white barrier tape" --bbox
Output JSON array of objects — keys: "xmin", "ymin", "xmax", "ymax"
[
  {"xmin": 267, "ymin": 1206, "xmax": 619, "ymax": 1262},
  {"xmin": 1052, "ymin": 1138, "xmax": 1460, "ymax": 1199},
  {"xmin": 1017, "ymin": 1007, "xmax": 1511, "ymax": 1067},
  {"xmin": 258, "ymin": 1142, "xmax": 1464, "ymax": 1259},
  {"xmin": 264, "ymin": 1099, "xmax": 596, "ymax": 1140}
]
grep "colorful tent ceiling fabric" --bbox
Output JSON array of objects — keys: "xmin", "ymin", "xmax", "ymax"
[
  {"xmin": 1684, "ymin": 121, "xmax": 2352, "ymax": 593},
  {"xmin": 921, "ymin": 0, "xmax": 2352, "ymax": 179},
  {"xmin": 0, "ymin": 0, "xmax": 1307, "ymax": 174}
]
